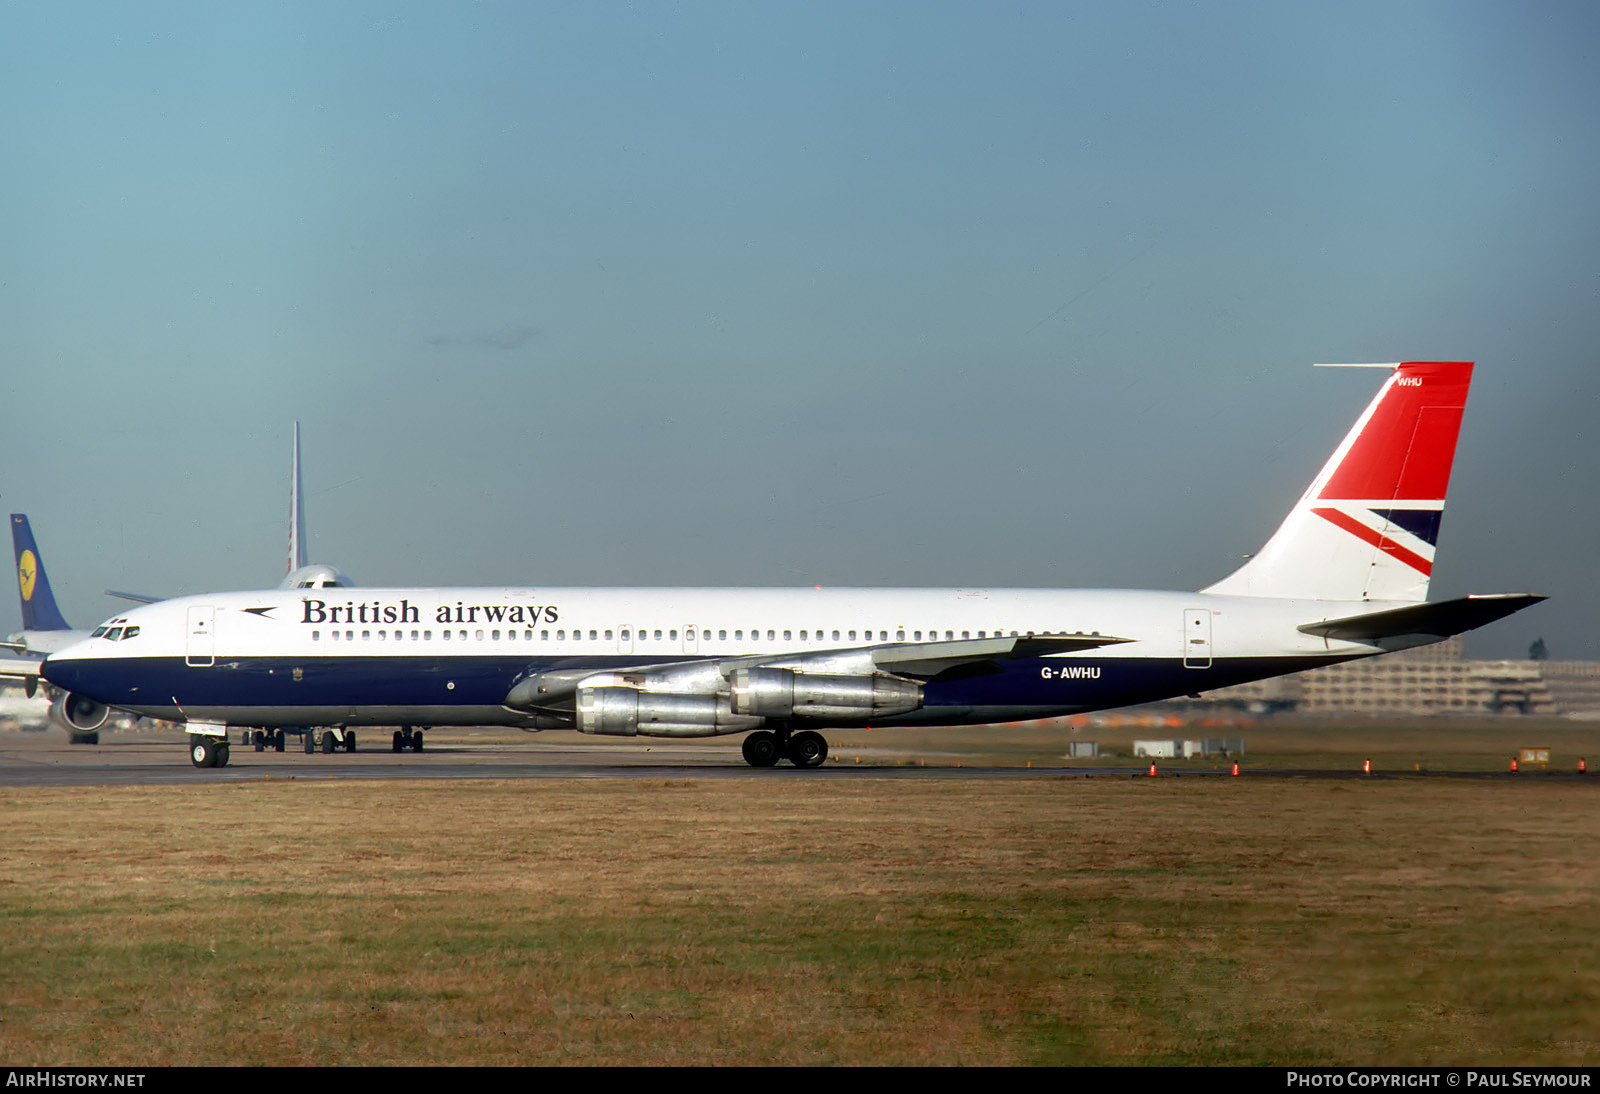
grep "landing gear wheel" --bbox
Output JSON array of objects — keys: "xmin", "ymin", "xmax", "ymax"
[
  {"xmin": 412, "ymin": 730, "xmax": 424, "ymax": 753},
  {"xmin": 344, "ymin": 732, "xmax": 356, "ymax": 753},
  {"xmin": 788, "ymin": 730, "xmax": 829, "ymax": 768},
  {"xmin": 321, "ymin": 731, "xmax": 337, "ymax": 754},
  {"xmin": 253, "ymin": 731, "xmax": 266, "ymax": 752},
  {"xmin": 392, "ymin": 730, "xmax": 404, "ymax": 753},
  {"xmin": 274, "ymin": 730, "xmax": 286, "ymax": 752},
  {"xmin": 742, "ymin": 730, "xmax": 780, "ymax": 767},
  {"xmin": 303, "ymin": 732, "xmax": 316, "ymax": 754},
  {"xmin": 216, "ymin": 745, "xmax": 230, "ymax": 768},
  {"xmin": 190, "ymin": 738, "xmax": 219, "ymax": 768}
]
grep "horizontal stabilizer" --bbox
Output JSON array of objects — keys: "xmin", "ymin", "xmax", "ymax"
[
  {"xmin": 106, "ymin": 589, "xmax": 164, "ymax": 605},
  {"xmin": 872, "ymin": 633, "xmax": 1132, "ymax": 678},
  {"xmin": 1298, "ymin": 594, "xmax": 1545, "ymax": 644}
]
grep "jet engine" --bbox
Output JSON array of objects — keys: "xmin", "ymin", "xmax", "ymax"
[
  {"xmin": 51, "ymin": 691, "xmax": 110, "ymax": 738},
  {"xmin": 729, "ymin": 668, "xmax": 922, "ymax": 720},
  {"xmin": 577, "ymin": 687, "xmax": 762, "ymax": 738}
]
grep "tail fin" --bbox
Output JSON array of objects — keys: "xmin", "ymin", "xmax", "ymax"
[
  {"xmin": 288, "ymin": 420, "xmax": 307, "ymax": 576},
  {"xmin": 277, "ymin": 423, "xmax": 353, "ymax": 591},
  {"xmin": 1203, "ymin": 361, "xmax": 1473, "ymax": 603},
  {"xmin": 11, "ymin": 515, "xmax": 72, "ymax": 631}
]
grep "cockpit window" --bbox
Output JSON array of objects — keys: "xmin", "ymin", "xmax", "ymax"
[
  {"xmin": 91, "ymin": 627, "xmax": 108, "ymax": 638},
  {"xmin": 103, "ymin": 627, "xmax": 123, "ymax": 641},
  {"xmin": 122, "ymin": 626, "xmax": 140, "ymax": 640}
]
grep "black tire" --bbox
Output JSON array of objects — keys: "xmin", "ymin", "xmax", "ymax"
[
  {"xmin": 253, "ymin": 731, "xmax": 265, "ymax": 752},
  {"xmin": 412, "ymin": 731, "xmax": 424, "ymax": 753},
  {"xmin": 788, "ymin": 730, "xmax": 829, "ymax": 768},
  {"xmin": 344, "ymin": 732, "xmax": 356, "ymax": 753},
  {"xmin": 190, "ymin": 739, "xmax": 217, "ymax": 768},
  {"xmin": 392, "ymin": 730, "xmax": 404, "ymax": 753},
  {"xmin": 321, "ymin": 731, "xmax": 336, "ymax": 754},
  {"xmin": 303, "ymin": 732, "xmax": 316, "ymax": 754},
  {"xmin": 216, "ymin": 745, "xmax": 230, "ymax": 768},
  {"xmin": 274, "ymin": 730, "xmax": 286, "ymax": 752},
  {"xmin": 741, "ymin": 731, "xmax": 780, "ymax": 767}
]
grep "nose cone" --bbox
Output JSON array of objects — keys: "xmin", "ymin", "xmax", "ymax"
[{"xmin": 42, "ymin": 641, "xmax": 98, "ymax": 693}]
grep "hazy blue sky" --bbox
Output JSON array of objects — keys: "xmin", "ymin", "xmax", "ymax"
[{"xmin": 2, "ymin": 1, "xmax": 1595, "ymax": 659}]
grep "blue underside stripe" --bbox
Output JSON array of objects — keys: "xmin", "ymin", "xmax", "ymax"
[{"xmin": 45, "ymin": 653, "xmax": 1358, "ymax": 728}]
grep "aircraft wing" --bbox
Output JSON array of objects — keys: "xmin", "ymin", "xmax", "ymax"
[
  {"xmin": 869, "ymin": 632, "xmax": 1132, "ymax": 678},
  {"xmin": 0, "ymin": 655, "xmax": 45, "ymax": 696},
  {"xmin": 503, "ymin": 632, "xmax": 1131, "ymax": 712},
  {"xmin": 1298, "ymin": 594, "xmax": 1546, "ymax": 644}
]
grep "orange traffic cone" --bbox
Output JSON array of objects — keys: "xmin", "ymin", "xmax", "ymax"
[
  {"xmin": 1363, "ymin": 758, "xmax": 1371, "ymax": 774},
  {"xmin": 1147, "ymin": 762, "xmax": 1157, "ymax": 777},
  {"xmin": 1231, "ymin": 762, "xmax": 1240, "ymax": 777},
  {"xmin": 1580, "ymin": 758, "xmax": 1587, "ymax": 775},
  {"xmin": 1510, "ymin": 757, "xmax": 1519, "ymax": 773}
]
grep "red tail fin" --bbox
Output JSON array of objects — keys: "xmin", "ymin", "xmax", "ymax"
[{"xmin": 1204, "ymin": 362, "xmax": 1473, "ymax": 603}]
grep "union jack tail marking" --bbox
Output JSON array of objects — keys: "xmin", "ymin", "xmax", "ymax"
[{"xmin": 1204, "ymin": 361, "xmax": 1473, "ymax": 603}]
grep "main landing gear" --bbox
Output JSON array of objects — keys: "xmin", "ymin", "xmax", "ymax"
[
  {"xmin": 250, "ymin": 729, "xmax": 288, "ymax": 752},
  {"xmin": 392, "ymin": 727, "xmax": 426, "ymax": 753},
  {"xmin": 286, "ymin": 727, "xmax": 356, "ymax": 753},
  {"xmin": 235, "ymin": 727, "xmax": 356, "ymax": 756},
  {"xmin": 741, "ymin": 728, "xmax": 829, "ymax": 769},
  {"xmin": 319, "ymin": 729, "xmax": 356, "ymax": 753}
]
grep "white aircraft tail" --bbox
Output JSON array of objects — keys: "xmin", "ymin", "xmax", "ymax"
[
  {"xmin": 278, "ymin": 423, "xmax": 353, "ymax": 591},
  {"xmin": 1203, "ymin": 361, "xmax": 1473, "ymax": 603},
  {"xmin": 287, "ymin": 420, "xmax": 307, "ymax": 576}
]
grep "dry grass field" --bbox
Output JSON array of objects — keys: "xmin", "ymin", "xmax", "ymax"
[
  {"xmin": 828, "ymin": 715, "xmax": 1600, "ymax": 774},
  {"xmin": 3, "ymin": 736, "xmax": 1599, "ymax": 1066}
]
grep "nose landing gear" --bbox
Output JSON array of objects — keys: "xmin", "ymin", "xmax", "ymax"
[{"xmin": 189, "ymin": 736, "xmax": 230, "ymax": 768}]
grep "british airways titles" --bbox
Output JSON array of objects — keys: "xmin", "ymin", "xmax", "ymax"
[{"xmin": 300, "ymin": 598, "xmax": 560, "ymax": 626}]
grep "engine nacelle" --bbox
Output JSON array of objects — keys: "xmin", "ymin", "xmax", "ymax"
[
  {"xmin": 577, "ymin": 687, "xmax": 762, "ymax": 738},
  {"xmin": 52, "ymin": 691, "xmax": 110, "ymax": 733},
  {"xmin": 730, "ymin": 668, "xmax": 923, "ymax": 720}
]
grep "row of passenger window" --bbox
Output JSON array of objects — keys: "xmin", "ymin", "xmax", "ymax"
[{"xmin": 308, "ymin": 627, "xmax": 1028, "ymax": 644}]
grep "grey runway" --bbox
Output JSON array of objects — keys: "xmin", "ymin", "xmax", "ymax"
[{"xmin": 1, "ymin": 728, "xmax": 1570, "ymax": 787}]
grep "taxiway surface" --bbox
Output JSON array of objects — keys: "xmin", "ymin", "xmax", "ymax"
[{"xmin": 1, "ymin": 727, "xmax": 1574, "ymax": 787}]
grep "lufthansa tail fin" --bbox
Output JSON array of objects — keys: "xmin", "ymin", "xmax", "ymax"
[
  {"xmin": 1203, "ymin": 361, "xmax": 1473, "ymax": 603},
  {"xmin": 11, "ymin": 515, "xmax": 72, "ymax": 632}
]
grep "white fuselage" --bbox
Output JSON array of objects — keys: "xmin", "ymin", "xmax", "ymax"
[{"xmin": 40, "ymin": 585, "xmax": 1389, "ymax": 732}]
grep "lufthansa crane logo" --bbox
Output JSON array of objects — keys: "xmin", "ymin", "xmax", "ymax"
[{"xmin": 18, "ymin": 550, "xmax": 37, "ymax": 602}]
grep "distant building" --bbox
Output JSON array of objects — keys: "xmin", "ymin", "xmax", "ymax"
[{"xmin": 1189, "ymin": 637, "xmax": 1599, "ymax": 716}]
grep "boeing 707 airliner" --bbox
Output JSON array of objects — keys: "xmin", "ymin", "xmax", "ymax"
[{"xmin": 18, "ymin": 362, "xmax": 1543, "ymax": 768}]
